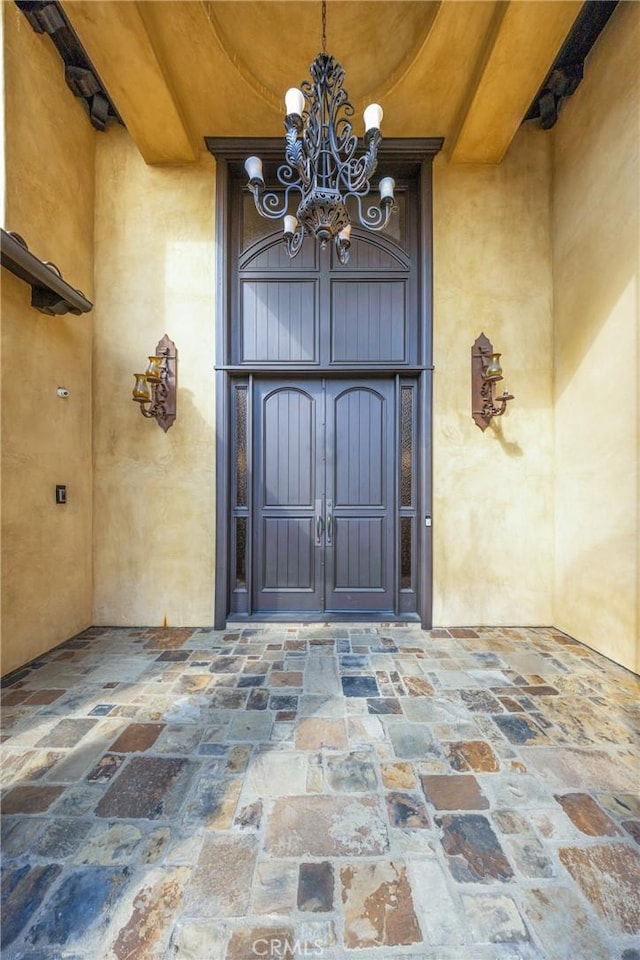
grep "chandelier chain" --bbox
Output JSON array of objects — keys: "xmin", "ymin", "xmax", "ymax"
[{"xmin": 321, "ymin": 0, "xmax": 327, "ymax": 54}]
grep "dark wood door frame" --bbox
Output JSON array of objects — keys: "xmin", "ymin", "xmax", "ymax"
[{"xmin": 206, "ymin": 137, "xmax": 443, "ymax": 629}]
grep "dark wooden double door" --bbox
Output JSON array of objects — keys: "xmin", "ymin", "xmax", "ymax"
[
  {"xmin": 217, "ymin": 152, "xmax": 436, "ymax": 623},
  {"xmin": 254, "ymin": 377, "xmax": 396, "ymax": 614}
]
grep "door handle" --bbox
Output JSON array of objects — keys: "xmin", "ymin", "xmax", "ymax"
[
  {"xmin": 315, "ymin": 499, "xmax": 323, "ymax": 545},
  {"xmin": 326, "ymin": 499, "xmax": 333, "ymax": 545}
]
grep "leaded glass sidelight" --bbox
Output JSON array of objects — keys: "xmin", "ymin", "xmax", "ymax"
[
  {"xmin": 231, "ymin": 382, "xmax": 250, "ymax": 603},
  {"xmin": 400, "ymin": 516, "xmax": 412, "ymax": 589},
  {"xmin": 401, "ymin": 386, "xmax": 413, "ymax": 508},
  {"xmin": 235, "ymin": 385, "xmax": 248, "ymax": 508},
  {"xmin": 235, "ymin": 517, "xmax": 247, "ymax": 590},
  {"xmin": 399, "ymin": 382, "xmax": 416, "ymax": 601}
]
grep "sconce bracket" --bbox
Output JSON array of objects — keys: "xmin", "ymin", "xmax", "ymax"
[
  {"xmin": 471, "ymin": 332, "xmax": 514, "ymax": 430},
  {"xmin": 152, "ymin": 334, "xmax": 177, "ymax": 432}
]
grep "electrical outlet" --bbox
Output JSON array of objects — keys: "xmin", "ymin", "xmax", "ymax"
[{"xmin": 55, "ymin": 485, "xmax": 67, "ymax": 504}]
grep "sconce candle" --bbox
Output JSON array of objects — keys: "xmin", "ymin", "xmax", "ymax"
[
  {"xmin": 131, "ymin": 334, "xmax": 177, "ymax": 432},
  {"xmin": 483, "ymin": 353, "xmax": 503, "ymax": 381},
  {"xmin": 132, "ymin": 373, "xmax": 152, "ymax": 403},
  {"xmin": 145, "ymin": 355, "xmax": 165, "ymax": 383}
]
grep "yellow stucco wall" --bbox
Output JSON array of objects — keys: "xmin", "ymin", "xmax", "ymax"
[
  {"xmin": 92, "ymin": 124, "xmax": 556, "ymax": 633},
  {"xmin": 432, "ymin": 124, "xmax": 554, "ymax": 625},
  {"xmin": 1, "ymin": 5, "xmax": 95, "ymax": 675},
  {"xmin": 92, "ymin": 127, "xmax": 216, "ymax": 626},
  {"xmin": 552, "ymin": 2, "xmax": 639, "ymax": 673}
]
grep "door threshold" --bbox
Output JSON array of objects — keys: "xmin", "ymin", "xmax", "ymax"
[{"xmin": 227, "ymin": 612, "xmax": 421, "ymax": 623}]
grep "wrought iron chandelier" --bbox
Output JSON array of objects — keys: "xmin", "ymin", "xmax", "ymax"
[{"xmin": 244, "ymin": 0, "xmax": 395, "ymax": 265}]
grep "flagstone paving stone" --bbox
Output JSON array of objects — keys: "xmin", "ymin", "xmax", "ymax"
[
  {"xmin": 341, "ymin": 860, "xmax": 421, "ymax": 948},
  {"xmin": 554, "ymin": 790, "xmax": 623, "ymax": 836},
  {"xmin": 558, "ymin": 843, "xmax": 640, "ymax": 934},
  {"xmin": 1, "ymin": 623, "xmax": 638, "ymax": 958},
  {"xmin": 436, "ymin": 813, "xmax": 514, "ymax": 883},
  {"xmin": 421, "ymin": 773, "xmax": 490, "ymax": 810}
]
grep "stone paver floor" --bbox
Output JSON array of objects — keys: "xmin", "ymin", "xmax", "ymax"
[{"xmin": 1, "ymin": 624, "xmax": 639, "ymax": 960}]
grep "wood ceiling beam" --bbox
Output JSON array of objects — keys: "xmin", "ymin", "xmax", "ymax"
[
  {"xmin": 451, "ymin": 0, "xmax": 583, "ymax": 164},
  {"xmin": 61, "ymin": 0, "xmax": 197, "ymax": 164}
]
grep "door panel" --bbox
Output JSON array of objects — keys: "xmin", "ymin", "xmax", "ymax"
[
  {"xmin": 263, "ymin": 388, "xmax": 314, "ymax": 506},
  {"xmin": 325, "ymin": 380, "xmax": 395, "ymax": 612},
  {"xmin": 331, "ymin": 280, "xmax": 407, "ymax": 363},
  {"xmin": 263, "ymin": 518, "xmax": 314, "ymax": 589},
  {"xmin": 334, "ymin": 518, "xmax": 384, "ymax": 589},
  {"xmin": 254, "ymin": 382, "xmax": 323, "ymax": 612},
  {"xmin": 334, "ymin": 388, "xmax": 384, "ymax": 506},
  {"xmin": 242, "ymin": 280, "xmax": 317, "ymax": 363}
]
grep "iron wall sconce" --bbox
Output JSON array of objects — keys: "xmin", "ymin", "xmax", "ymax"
[
  {"xmin": 471, "ymin": 333, "xmax": 514, "ymax": 430},
  {"xmin": 132, "ymin": 334, "xmax": 177, "ymax": 432}
]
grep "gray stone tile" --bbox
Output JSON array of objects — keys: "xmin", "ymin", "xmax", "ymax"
[
  {"xmin": 266, "ymin": 795, "xmax": 389, "ymax": 856},
  {"xmin": 388, "ymin": 722, "xmax": 440, "ymax": 759},
  {"xmin": 406, "ymin": 856, "xmax": 467, "ymax": 946},
  {"xmin": 506, "ymin": 837, "xmax": 555, "ymax": 877},
  {"xmin": 243, "ymin": 748, "xmax": 308, "ymax": 797},
  {"xmin": 521, "ymin": 886, "xmax": 612, "ymax": 960},
  {"xmin": 30, "ymin": 818, "xmax": 93, "ymax": 858},
  {"xmin": 252, "ymin": 860, "xmax": 298, "ymax": 915},
  {"xmin": 184, "ymin": 833, "xmax": 258, "ymax": 917},
  {"xmin": 463, "ymin": 893, "xmax": 529, "ymax": 944},
  {"xmin": 1, "ymin": 817, "xmax": 46, "ymax": 856},
  {"xmin": 325, "ymin": 751, "xmax": 378, "ymax": 792},
  {"xmin": 227, "ymin": 711, "xmax": 273, "ymax": 742}
]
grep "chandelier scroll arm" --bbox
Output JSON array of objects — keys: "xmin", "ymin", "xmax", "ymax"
[
  {"xmin": 338, "ymin": 127, "xmax": 381, "ymax": 196},
  {"xmin": 284, "ymin": 220, "xmax": 305, "ymax": 259},
  {"xmin": 248, "ymin": 180, "xmax": 301, "ymax": 222},
  {"xmin": 350, "ymin": 191, "xmax": 394, "ymax": 232}
]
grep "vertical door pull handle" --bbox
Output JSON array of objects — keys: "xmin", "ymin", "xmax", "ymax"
[
  {"xmin": 315, "ymin": 500, "xmax": 323, "ymax": 545},
  {"xmin": 326, "ymin": 499, "xmax": 333, "ymax": 545}
]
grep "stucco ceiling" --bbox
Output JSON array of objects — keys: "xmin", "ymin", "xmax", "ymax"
[{"xmin": 61, "ymin": 0, "xmax": 584, "ymax": 165}]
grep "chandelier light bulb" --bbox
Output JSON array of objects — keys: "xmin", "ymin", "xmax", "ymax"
[
  {"xmin": 379, "ymin": 177, "xmax": 395, "ymax": 202},
  {"xmin": 283, "ymin": 215, "xmax": 299, "ymax": 236},
  {"xmin": 363, "ymin": 103, "xmax": 383, "ymax": 132},
  {"xmin": 338, "ymin": 224, "xmax": 352, "ymax": 241},
  {"xmin": 244, "ymin": 155, "xmax": 264, "ymax": 186},
  {"xmin": 285, "ymin": 87, "xmax": 305, "ymax": 117}
]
